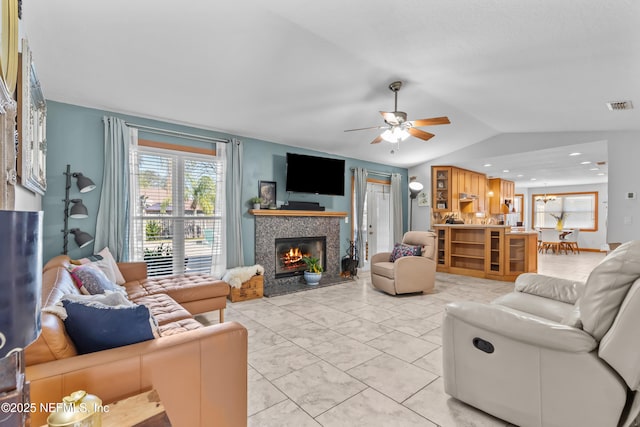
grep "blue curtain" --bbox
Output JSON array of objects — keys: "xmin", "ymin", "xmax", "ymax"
[
  {"xmin": 391, "ymin": 173, "xmax": 403, "ymax": 244},
  {"xmin": 354, "ymin": 167, "xmax": 368, "ymax": 267},
  {"xmin": 225, "ymin": 138, "xmax": 244, "ymax": 267},
  {"xmin": 95, "ymin": 116, "xmax": 131, "ymax": 261}
]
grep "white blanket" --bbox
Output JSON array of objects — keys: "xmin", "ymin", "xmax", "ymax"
[{"xmin": 222, "ymin": 265, "xmax": 265, "ymax": 288}]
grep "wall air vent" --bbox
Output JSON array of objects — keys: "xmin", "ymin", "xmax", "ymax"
[{"xmin": 606, "ymin": 100, "xmax": 633, "ymax": 111}]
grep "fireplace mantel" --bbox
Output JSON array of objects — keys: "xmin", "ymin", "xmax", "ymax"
[{"xmin": 250, "ymin": 209, "xmax": 347, "ymax": 218}]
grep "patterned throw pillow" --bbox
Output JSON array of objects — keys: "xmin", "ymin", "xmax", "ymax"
[
  {"xmin": 389, "ymin": 243, "xmax": 422, "ymax": 262},
  {"xmin": 70, "ymin": 247, "xmax": 126, "ymax": 285},
  {"xmin": 68, "ymin": 264, "xmax": 124, "ymax": 295}
]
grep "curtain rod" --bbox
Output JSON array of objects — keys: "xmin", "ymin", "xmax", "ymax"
[
  {"xmin": 124, "ymin": 122, "xmax": 229, "ymax": 144},
  {"xmin": 350, "ymin": 167, "xmax": 393, "ymax": 178}
]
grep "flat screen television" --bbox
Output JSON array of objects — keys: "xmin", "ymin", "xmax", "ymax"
[{"xmin": 285, "ymin": 153, "xmax": 345, "ymax": 196}]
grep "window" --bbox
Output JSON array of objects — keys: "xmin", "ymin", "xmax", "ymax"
[
  {"xmin": 531, "ymin": 192, "xmax": 598, "ymax": 231},
  {"xmin": 129, "ymin": 142, "xmax": 225, "ymax": 276}
]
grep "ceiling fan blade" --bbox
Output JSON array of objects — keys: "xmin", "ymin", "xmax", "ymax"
[
  {"xmin": 408, "ymin": 127, "xmax": 435, "ymax": 142},
  {"xmin": 410, "ymin": 116, "xmax": 451, "ymax": 127},
  {"xmin": 344, "ymin": 125, "xmax": 385, "ymax": 132},
  {"xmin": 370, "ymin": 135, "xmax": 383, "ymax": 144}
]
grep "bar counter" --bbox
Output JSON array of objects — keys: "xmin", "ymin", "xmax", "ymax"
[{"xmin": 432, "ymin": 224, "xmax": 538, "ymax": 281}]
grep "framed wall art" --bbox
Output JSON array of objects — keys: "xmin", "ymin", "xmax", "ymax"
[
  {"xmin": 258, "ymin": 180, "xmax": 276, "ymax": 209},
  {"xmin": 18, "ymin": 38, "xmax": 47, "ymax": 195}
]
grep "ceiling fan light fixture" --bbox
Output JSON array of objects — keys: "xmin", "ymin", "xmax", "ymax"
[{"xmin": 381, "ymin": 127, "xmax": 410, "ymax": 143}]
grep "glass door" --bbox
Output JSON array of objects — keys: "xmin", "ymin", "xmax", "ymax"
[{"xmin": 361, "ymin": 182, "xmax": 392, "ymax": 270}]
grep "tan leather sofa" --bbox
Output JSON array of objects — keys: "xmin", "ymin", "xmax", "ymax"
[
  {"xmin": 443, "ymin": 240, "xmax": 640, "ymax": 427},
  {"xmin": 25, "ymin": 255, "xmax": 247, "ymax": 427},
  {"xmin": 370, "ymin": 231, "xmax": 437, "ymax": 295}
]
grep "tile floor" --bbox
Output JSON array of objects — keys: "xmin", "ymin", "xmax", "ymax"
[{"xmin": 196, "ymin": 251, "xmax": 606, "ymax": 427}]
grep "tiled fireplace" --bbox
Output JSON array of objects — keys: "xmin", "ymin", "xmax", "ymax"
[{"xmin": 253, "ymin": 211, "xmax": 346, "ymax": 294}]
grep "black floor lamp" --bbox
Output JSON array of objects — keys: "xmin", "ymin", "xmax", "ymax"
[
  {"xmin": 409, "ymin": 177, "xmax": 424, "ymax": 231},
  {"xmin": 62, "ymin": 164, "xmax": 96, "ymax": 254}
]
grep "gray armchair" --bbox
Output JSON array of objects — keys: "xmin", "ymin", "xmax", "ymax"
[
  {"xmin": 370, "ymin": 231, "xmax": 437, "ymax": 295},
  {"xmin": 442, "ymin": 240, "xmax": 640, "ymax": 427}
]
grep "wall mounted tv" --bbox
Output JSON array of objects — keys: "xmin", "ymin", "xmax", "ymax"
[{"xmin": 285, "ymin": 153, "xmax": 345, "ymax": 196}]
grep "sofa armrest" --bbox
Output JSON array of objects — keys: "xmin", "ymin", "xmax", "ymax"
[
  {"xmin": 117, "ymin": 261, "xmax": 148, "ymax": 282},
  {"xmin": 444, "ymin": 301, "xmax": 597, "ymax": 353},
  {"xmin": 394, "ymin": 256, "xmax": 436, "ymax": 294},
  {"xmin": 514, "ymin": 272, "xmax": 585, "ymax": 304},
  {"xmin": 26, "ymin": 321, "xmax": 247, "ymax": 427},
  {"xmin": 371, "ymin": 252, "xmax": 392, "ymax": 264}
]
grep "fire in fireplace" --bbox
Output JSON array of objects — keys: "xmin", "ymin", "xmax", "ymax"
[{"xmin": 275, "ymin": 236, "xmax": 326, "ymax": 278}]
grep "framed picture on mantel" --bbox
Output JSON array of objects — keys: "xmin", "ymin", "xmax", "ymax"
[{"xmin": 259, "ymin": 180, "xmax": 276, "ymax": 209}]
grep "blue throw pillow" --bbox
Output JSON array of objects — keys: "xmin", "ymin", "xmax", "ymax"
[
  {"xmin": 62, "ymin": 300, "xmax": 155, "ymax": 354},
  {"xmin": 389, "ymin": 243, "xmax": 422, "ymax": 262}
]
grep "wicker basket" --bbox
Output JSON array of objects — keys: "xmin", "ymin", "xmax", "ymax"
[{"xmin": 228, "ymin": 275, "xmax": 264, "ymax": 302}]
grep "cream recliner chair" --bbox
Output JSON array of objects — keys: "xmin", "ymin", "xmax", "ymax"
[
  {"xmin": 370, "ymin": 231, "xmax": 436, "ymax": 295},
  {"xmin": 443, "ymin": 240, "xmax": 640, "ymax": 427}
]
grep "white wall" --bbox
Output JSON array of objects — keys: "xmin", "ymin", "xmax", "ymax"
[{"xmin": 409, "ymin": 130, "xmax": 640, "ymax": 247}]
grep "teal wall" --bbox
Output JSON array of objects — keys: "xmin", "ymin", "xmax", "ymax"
[{"xmin": 44, "ymin": 101, "xmax": 408, "ymax": 265}]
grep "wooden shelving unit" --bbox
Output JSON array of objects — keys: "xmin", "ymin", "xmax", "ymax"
[{"xmin": 433, "ymin": 225, "xmax": 537, "ymax": 282}]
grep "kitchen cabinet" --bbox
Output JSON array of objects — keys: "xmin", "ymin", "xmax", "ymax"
[
  {"xmin": 488, "ymin": 178, "xmax": 516, "ymax": 214},
  {"xmin": 433, "ymin": 166, "xmax": 486, "ymax": 213}
]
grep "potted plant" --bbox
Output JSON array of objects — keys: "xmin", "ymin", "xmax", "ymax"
[
  {"xmin": 250, "ymin": 197, "xmax": 263, "ymax": 210},
  {"xmin": 302, "ymin": 256, "xmax": 323, "ymax": 285}
]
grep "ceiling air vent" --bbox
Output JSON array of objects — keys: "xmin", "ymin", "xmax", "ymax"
[{"xmin": 606, "ymin": 100, "xmax": 633, "ymax": 111}]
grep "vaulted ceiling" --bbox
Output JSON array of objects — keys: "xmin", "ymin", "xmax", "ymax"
[{"xmin": 23, "ymin": 0, "xmax": 639, "ymax": 169}]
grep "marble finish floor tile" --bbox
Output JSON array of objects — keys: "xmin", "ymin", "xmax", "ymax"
[
  {"xmin": 347, "ymin": 353, "xmax": 438, "ymax": 403},
  {"xmin": 233, "ymin": 253, "xmax": 602, "ymax": 425},
  {"xmin": 307, "ymin": 335, "xmax": 382, "ymax": 371},
  {"xmin": 367, "ymin": 331, "xmax": 440, "ymax": 363},
  {"xmin": 248, "ymin": 399, "xmax": 320, "ymax": 427},
  {"xmin": 404, "ymin": 378, "xmax": 509, "ymax": 427},
  {"xmin": 272, "ymin": 361, "xmax": 367, "ymax": 417},
  {"xmin": 316, "ymin": 388, "xmax": 436, "ymax": 427}
]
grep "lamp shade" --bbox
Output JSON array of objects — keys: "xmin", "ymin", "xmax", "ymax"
[
  {"xmin": 69, "ymin": 199, "xmax": 89, "ymax": 218},
  {"xmin": 70, "ymin": 228, "xmax": 94, "ymax": 248},
  {"xmin": 409, "ymin": 181, "xmax": 423, "ymax": 199},
  {"xmin": 0, "ymin": 210, "xmax": 43, "ymax": 358},
  {"xmin": 74, "ymin": 173, "xmax": 96, "ymax": 193}
]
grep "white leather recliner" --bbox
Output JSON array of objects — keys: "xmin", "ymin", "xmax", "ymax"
[{"xmin": 443, "ymin": 240, "xmax": 640, "ymax": 427}]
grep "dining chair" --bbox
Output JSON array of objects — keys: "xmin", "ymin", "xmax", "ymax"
[
  {"xmin": 561, "ymin": 229, "xmax": 580, "ymax": 253},
  {"xmin": 540, "ymin": 228, "xmax": 565, "ymax": 254}
]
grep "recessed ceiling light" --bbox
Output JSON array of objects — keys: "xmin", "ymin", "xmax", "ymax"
[
  {"xmin": 569, "ymin": 152, "xmax": 581, "ymax": 156},
  {"xmin": 503, "ymin": 169, "xmax": 510, "ymax": 173},
  {"xmin": 580, "ymin": 161, "xmax": 591, "ymax": 165},
  {"xmin": 483, "ymin": 163, "xmax": 492, "ymax": 167},
  {"xmin": 530, "ymin": 178, "xmax": 537, "ymax": 181},
  {"xmin": 597, "ymin": 173, "xmax": 605, "ymax": 176},
  {"xmin": 516, "ymin": 174, "xmax": 524, "ymax": 178},
  {"xmin": 590, "ymin": 167, "xmax": 599, "ymax": 171}
]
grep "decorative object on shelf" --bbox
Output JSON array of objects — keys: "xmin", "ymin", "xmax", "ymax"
[
  {"xmin": 408, "ymin": 176, "xmax": 423, "ymax": 231},
  {"xmin": 250, "ymin": 196, "xmax": 263, "ymax": 210},
  {"xmin": 18, "ymin": 37, "xmax": 48, "ymax": 195},
  {"xmin": 0, "ymin": 210, "xmax": 42, "ymax": 427},
  {"xmin": 259, "ymin": 180, "xmax": 276, "ymax": 209},
  {"xmin": 62, "ymin": 164, "xmax": 96, "ymax": 254},
  {"xmin": 302, "ymin": 256, "xmax": 323, "ymax": 285}
]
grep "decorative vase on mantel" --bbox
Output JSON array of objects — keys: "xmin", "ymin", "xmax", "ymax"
[{"xmin": 555, "ymin": 220, "xmax": 563, "ymax": 231}]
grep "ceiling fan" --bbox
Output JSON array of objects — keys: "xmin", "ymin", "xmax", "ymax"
[{"xmin": 345, "ymin": 81, "xmax": 450, "ymax": 147}]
